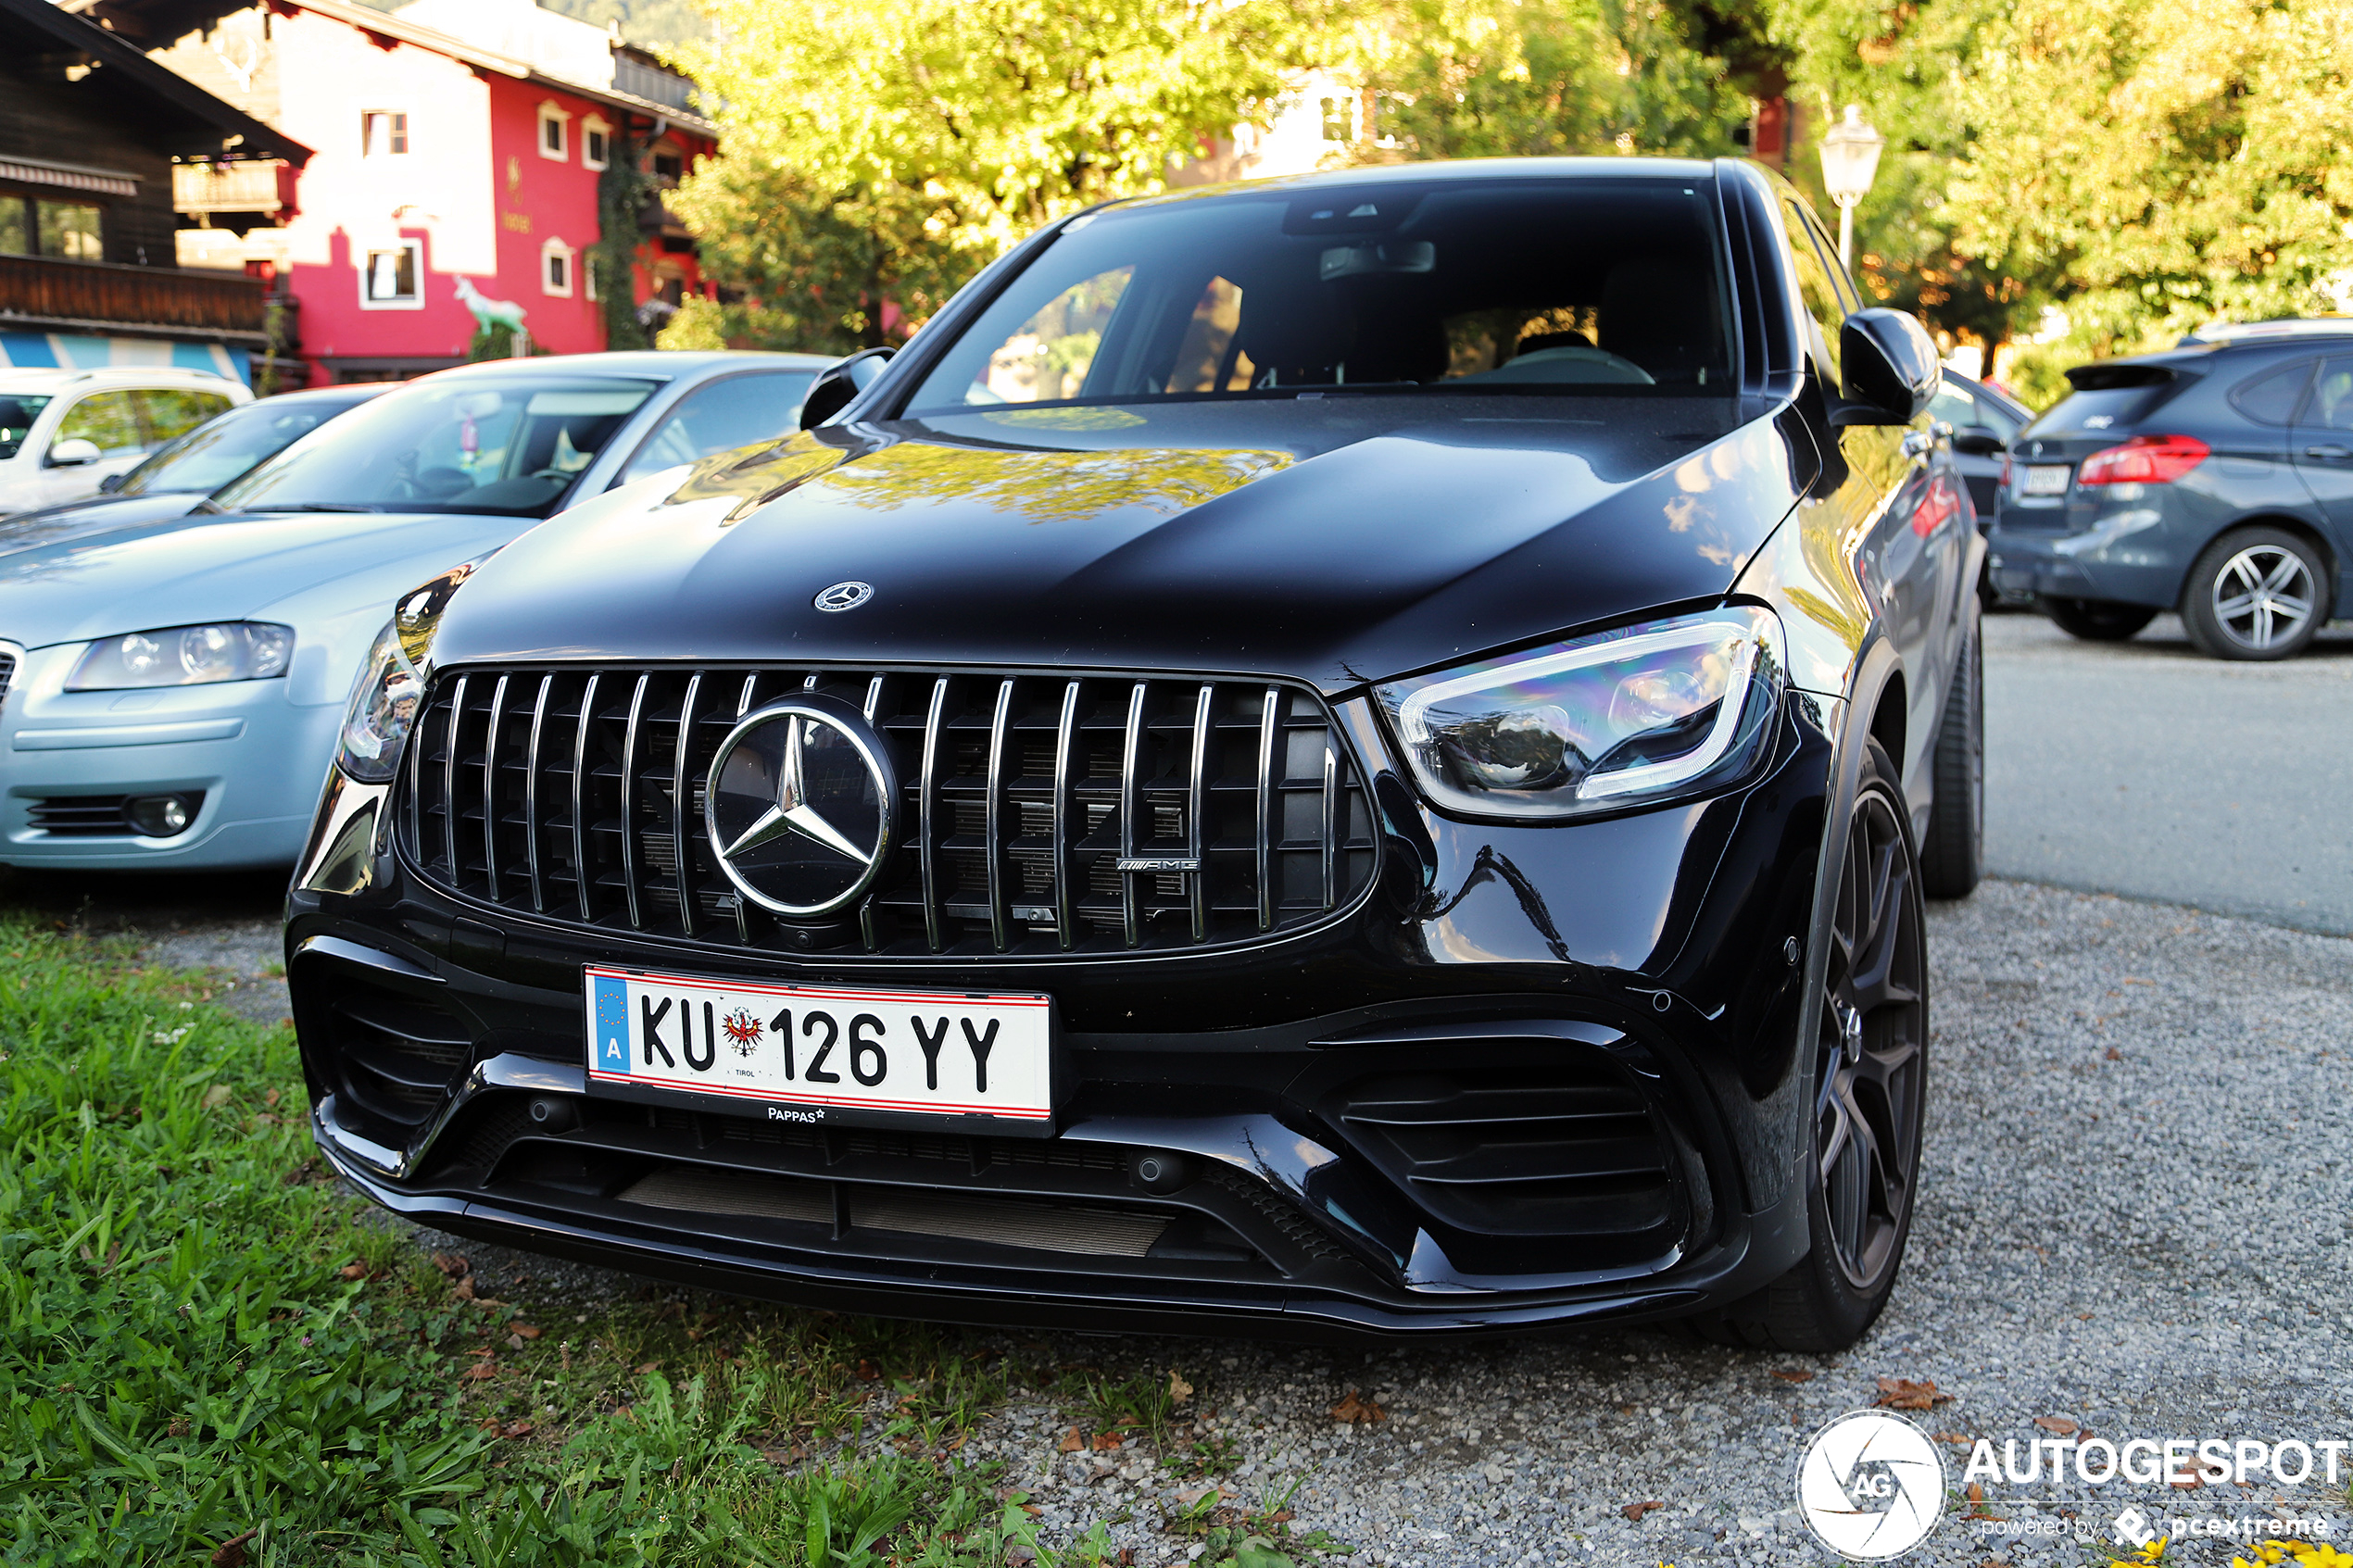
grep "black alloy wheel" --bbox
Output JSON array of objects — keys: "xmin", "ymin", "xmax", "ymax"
[
  {"xmin": 1811, "ymin": 765, "xmax": 1929, "ymax": 1296},
  {"xmin": 1919, "ymin": 600, "xmax": 1984, "ymax": 899},
  {"xmin": 2040, "ymin": 596, "xmax": 2158, "ymax": 642},
  {"xmin": 1676, "ymin": 740, "xmax": 1928, "ymax": 1351}
]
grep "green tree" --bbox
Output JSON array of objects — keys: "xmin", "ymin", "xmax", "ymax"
[
  {"xmin": 1771, "ymin": 0, "xmax": 2353, "ymax": 384},
  {"xmin": 664, "ymin": 0, "xmax": 1333, "ymax": 353}
]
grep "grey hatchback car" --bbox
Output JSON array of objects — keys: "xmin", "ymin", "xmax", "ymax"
[{"xmin": 1986, "ymin": 328, "xmax": 2352, "ymax": 659}]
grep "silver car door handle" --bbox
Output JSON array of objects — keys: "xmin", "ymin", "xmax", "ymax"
[{"xmin": 2306, "ymin": 444, "xmax": 2353, "ymax": 460}]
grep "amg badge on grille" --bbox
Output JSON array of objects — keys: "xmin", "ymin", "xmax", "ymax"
[{"xmin": 705, "ymin": 695, "xmax": 899, "ymax": 916}]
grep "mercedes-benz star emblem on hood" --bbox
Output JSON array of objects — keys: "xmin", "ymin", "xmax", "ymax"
[
  {"xmin": 705, "ymin": 695, "xmax": 898, "ymax": 916},
  {"xmin": 813, "ymin": 581, "xmax": 874, "ymax": 612}
]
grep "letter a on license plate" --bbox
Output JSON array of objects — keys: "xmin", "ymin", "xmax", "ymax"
[{"xmin": 584, "ymin": 965, "xmax": 1055, "ymax": 1134}]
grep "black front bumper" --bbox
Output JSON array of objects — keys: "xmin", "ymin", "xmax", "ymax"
[{"xmin": 290, "ymin": 694, "xmax": 1836, "ymax": 1339}]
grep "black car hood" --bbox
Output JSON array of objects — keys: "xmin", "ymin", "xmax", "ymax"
[{"xmin": 435, "ymin": 396, "xmax": 1807, "ymax": 692}]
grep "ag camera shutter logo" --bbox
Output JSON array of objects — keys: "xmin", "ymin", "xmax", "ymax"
[{"xmin": 1796, "ymin": 1410, "xmax": 1947, "ymax": 1559}]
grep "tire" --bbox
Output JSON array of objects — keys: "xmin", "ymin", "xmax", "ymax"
[
  {"xmin": 2180, "ymin": 526, "xmax": 2330, "ymax": 661},
  {"xmin": 1679, "ymin": 739, "xmax": 1929, "ymax": 1352},
  {"xmin": 1919, "ymin": 601, "xmax": 1983, "ymax": 900},
  {"xmin": 2039, "ymin": 596, "xmax": 2157, "ymax": 642}
]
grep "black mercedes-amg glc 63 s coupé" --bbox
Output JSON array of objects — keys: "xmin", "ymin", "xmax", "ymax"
[{"xmin": 291, "ymin": 157, "xmax": 1982, "ymax": 1350}]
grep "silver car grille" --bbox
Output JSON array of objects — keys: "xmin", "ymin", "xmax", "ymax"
[{"xmin": 397, "ymin": 665, "xmax": 1379, "ymax": 958}]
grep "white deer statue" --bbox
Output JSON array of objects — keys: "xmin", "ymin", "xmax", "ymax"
[{"xmin": 454, "ymin": 276, "xmax": 529, "ymax": 353}]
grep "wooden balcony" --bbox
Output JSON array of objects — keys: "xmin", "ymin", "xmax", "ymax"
[
  {"xmin": 0, "ymin": 253, "xmax": 267, "ymax": 345},
  {"xmin": 172, "ymin": 160, "xmax": 294, "ymax": 215}
]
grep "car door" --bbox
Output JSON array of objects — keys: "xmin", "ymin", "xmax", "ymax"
[
  {"xmin": 1780, "ymin": 198, "xmax": 1945, "ymax": 798},
  {"xmin": 2289, "ymin": 355, "xmax": 2353, "ymax": 610}
]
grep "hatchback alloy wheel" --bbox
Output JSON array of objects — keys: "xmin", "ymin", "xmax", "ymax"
[
  {"xmin": 1815, "ymin": 779, "xmax": 1927, "ymax": 1293},
  {"xmin": 2208, "ymin": 543, "xmax": 2317, "ymax": 652}
]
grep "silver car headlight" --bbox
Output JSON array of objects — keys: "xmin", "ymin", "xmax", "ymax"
[
  {"xmin": 1375, "ymin": 606, "xmax": 1787, "ymax": 820},
  {"xmin": 334, "ymin": 562, "xmax": 475, "ymax": 784},
  {"xmin": 65, "ymin": 622, "xmax": 294, "ymax": 691}
]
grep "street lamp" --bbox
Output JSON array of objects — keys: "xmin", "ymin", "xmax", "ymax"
[{"xmin": 1817, "ymin": 104, "xmax": 1885, "ymax": 270}]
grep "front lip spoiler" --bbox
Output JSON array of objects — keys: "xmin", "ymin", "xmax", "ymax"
[{"xmin": 309, "ymin": 1111, "xmax": 1806, "ymax": 1341}]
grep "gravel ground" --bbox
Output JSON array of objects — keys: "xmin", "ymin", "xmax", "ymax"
[{"xmin": 389, "ymin": 879, "xmax": 2353, "ymax": 1566}]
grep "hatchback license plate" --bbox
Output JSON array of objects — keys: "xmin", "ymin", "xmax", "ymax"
[
  {"xmin": 2020, "ymin": 464, "xmax": 2071, "ymax": 495},
  {"xmin": 585, "ymin": 966, "xmax": 1054, "ymax": 1130}
]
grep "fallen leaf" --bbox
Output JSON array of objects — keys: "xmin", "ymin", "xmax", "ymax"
[
  {"xmin": 634, "ymin": 1361, "xmax": 662, "ymax": 1376},
  {"xmin": 1057, "ymin": 1427, "xmax": 1085, "ymax": 1453},
  {"xmin": 497, "ymin": 1420, "xmax": 534, "ymax": 1440},
  {"xmin": 200, "ymin": 1085, "xmax": 233, "ymax": 1111},
  {"xmin": 458, "ymin": 1361, "xmax": 497, "ymax": 1382},
  {"xmin": 1174, "ymin": 1486, "xmax": 1228, "ymax": 1508},
  {"xmin": 264, "ymin": 1087, "xmax": 281, "ymax": 1107},
  {"xmin": 1622, "ymin": 1499, "xmax": 1666, "ymax": 1521},
  {"xmin": 1873, "ymin": 1377, "xmax": 1952, "ymax": 1411},
  {"xmin": 1091, "ymin": 1431, "xmax": 1123, "ymax": 1451},
  {"xmin": 209, "ymin": 1529, "xmax": 258, "ymax": 1568},
  {"xmin": 1935, "ymin": 1432, "xmax": 1973, "ymax": 1445},
  {"xmin": 1168, "ymin": 1370, "xmax": 1193, "ymax": 1404},
  {"xmin": 1770, "ymin": 1368, "xmax": 1814, "ymax": 1383},
  {"xmin": 507, "ymin": 1333, "xmax": 529, "ymax": 1350},
  {"xmin": 1329, "ymin": 1389, "xmax": 1386, "ymax": 1424},
  {"xmin": 852, "ymin": 1358, "xmax": 883, "ymax": 1382},
  {"xmin": 2077, "ymin": 1311, "xmax": 2095, "ymax": 1321},
  {"xmin": 432, "ymin": 1252, "xmax": 471, "ymax": 1279},
  {"xmin": 2104, "ymin": 1047, "xmax": 2123, "ymax": 1061},
  {"xmin": 337, "ymin": 1262, "xmax": 370, "ymax": 1280},
  {"xmin": 2032, "ymin": 1416, "xmax": 2077, "ymax": 1436},
  {"xmin": 510, "ymin": 1323, "xmax": 543, "ymax": 1339},
  {"xmin": 452, "ymin": 1276, "xmax": 476, "ymax": 1301}
]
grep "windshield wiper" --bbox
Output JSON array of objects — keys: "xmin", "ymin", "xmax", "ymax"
[
  {"xmin": 188, "ymin": 498, "xmax": 223, "ymax": 514},
  {"xmin": 240, "ymin": 502, "xmax": 381, "ymax": 512}
]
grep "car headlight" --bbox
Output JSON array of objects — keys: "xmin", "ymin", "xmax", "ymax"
[
  {"xmin": 1376, "ymin": 606, "xmax": 1786, "ymax": 820},
  {"xmin": 65, "ymin": 622, "xmax": 294, "ymax": 691},
  {"xmin": 334, "ymin": 561, "xmax": 475, "ymax": 784}
]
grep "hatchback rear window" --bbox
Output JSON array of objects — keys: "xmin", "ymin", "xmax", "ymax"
[
  {"xmin": 907, "ymin": 178, "xmax": 1734, "ymax": 412},
  {"xmin": 2024, "ymin": 385, "xmax": 2166, "ymax": 437}
]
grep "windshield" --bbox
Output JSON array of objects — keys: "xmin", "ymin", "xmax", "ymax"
[
  {"xmin": 212, "ymin": 376, "xmax": 656, "ymax": 516},
  {"xmin": 116, "ymin": 394, "xmax": 372, "ymax": 495},
  {"xmin": 906, "ymin": 177, "xmax": 1732, "ymax": 414},
  {"xmin": 0, "ymin": 395, "xmax": 53, "ymax": 461}
]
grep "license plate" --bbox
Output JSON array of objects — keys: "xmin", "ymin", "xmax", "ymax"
[
  {"xmin": 585, "ymin": 966, "xmax": 1054, "ymax": 1130},
  {"xmin": 2020, "ymin": 464, "xmax": 2071, "ymax": 495}
]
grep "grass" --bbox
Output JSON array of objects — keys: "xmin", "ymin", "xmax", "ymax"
[{"xmin": 0, "ymin": 921, "xmax": 1350, "ymax": 1567}]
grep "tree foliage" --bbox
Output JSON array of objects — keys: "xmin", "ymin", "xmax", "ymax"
[
  {"xmin": 1771, "ymin": 0, "xmax": 2353, "ymax": 379},
  {"xmin": 664, "ymin": 0, "xmax": 1331, "ymax": 353}
]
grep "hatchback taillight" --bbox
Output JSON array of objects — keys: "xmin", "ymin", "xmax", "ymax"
[{"xmin": 2077, "ymin": 433, "xmax": 2209, "ymax": 485}]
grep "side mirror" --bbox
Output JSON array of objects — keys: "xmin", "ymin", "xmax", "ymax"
[
  {"xmin": 97, "ymin": 472, "xmax": 127, "ymax": 494},
  {"xmin": 46, "ymin": 438, "xmax": 104, "ymax": 468},
  {"xmin": 1835, "ymin": 308, "xmax": 1940, "ymax": 425},
  {"xmin": 1951, "ymin": 430, "xmax": 2007, "ymax": 458},
  {"xmin": 799, "ymin": 345, "xmax": 897, "ymax": 430}
]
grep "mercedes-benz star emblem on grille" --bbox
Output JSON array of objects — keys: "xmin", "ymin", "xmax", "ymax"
[
  {"xmin": 705, "ymin": 695, "xmax": 899, "ymax": 917},
  {"xmin": 813, "ymin": 581, "xmax": 874, "ymax": 612}
]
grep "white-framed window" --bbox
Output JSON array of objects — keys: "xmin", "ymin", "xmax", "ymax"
[
  {"xmin": 360, "ymin": 109, "xmax": 409, "ymax": 157},
  {"xmin": 541, "ymin": 236, "xmax": 575, "ymax": 297},
  {"xmin": 359, "ymin": 238, "xmax": 423, "ymax": 309},
  {"xmin": 536, "ymin": 102, "xmax": 570, "ymax": 162},
  {"xmin": 582, "ymin": 115, "xmax": 611, "ymax": 170}
]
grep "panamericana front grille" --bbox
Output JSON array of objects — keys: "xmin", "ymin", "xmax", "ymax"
[{"xmin": 397, "ymin": 666, "xmax": 1378, "ymax": 958}]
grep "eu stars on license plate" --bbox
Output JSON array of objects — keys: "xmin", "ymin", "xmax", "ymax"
[{"xmin": 585, "ymin": 966, "xmax": 1054, "ymax": 1131}]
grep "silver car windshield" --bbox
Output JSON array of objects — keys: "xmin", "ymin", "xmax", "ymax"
[
  {"xmin": 905, "ymin": 177, "xmax": 1733, "ymax": 414},
  {"xmin": 114, "ymin": 394, "xmax": 373, "ymax": 496},
  {"xmin": 213, "ymin": 376, "xmax": 656, "ymax": 517}
]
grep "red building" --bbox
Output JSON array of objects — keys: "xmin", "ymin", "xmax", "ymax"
[{"xmin": 75, "ymin": 0, "xmax": 716, "ymax": 384}]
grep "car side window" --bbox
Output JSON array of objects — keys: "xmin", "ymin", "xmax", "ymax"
[
  {"xmin": 617, "ymin": 370, "xmax": 819, "ymax": 485},
  {"xmin": 1779, "ymin": 199, "xmax": 1848, "ymax": 380},
  {"xmin": 0, "ymin": 395, "xmax": 50, "ymax": 460},
  {"xmin": 57, "ymin": 391, "xmax": 146, "ymax": 458},
  {"xmin": 2230, "ymin": 359, "xmax": 2315, "ymax": 425},
  {"xmin": 142, "ymin": 389, "xmax": 233, "ymax": 448},
  {"xmin": 2306, "ymin": 358, "xmax": 2353, "ymax": 432}
]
